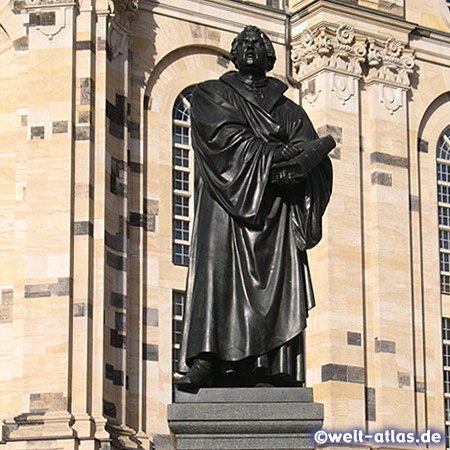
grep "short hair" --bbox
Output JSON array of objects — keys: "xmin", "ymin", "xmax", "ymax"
[{"xmin": 230, "ymin": 25, "xmax": 276, "ymax": 72}]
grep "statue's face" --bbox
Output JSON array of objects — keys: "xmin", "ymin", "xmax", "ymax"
[{"xmin": 235, "ymin": 30, "xmax": 268, "ymax": 76}]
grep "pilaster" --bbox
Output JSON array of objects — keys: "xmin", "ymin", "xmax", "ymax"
[{"xmin": 291, "ymin": 22, "xmax": 367, "ymax": 430}]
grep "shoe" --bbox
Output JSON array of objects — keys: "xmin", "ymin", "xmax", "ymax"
[{"xmin": 174, "ymin": 358, "xmax": 212, "ymax": 393}]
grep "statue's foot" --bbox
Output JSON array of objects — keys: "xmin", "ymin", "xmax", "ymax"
[{"xmin": 174, "ymin": 358, "xmax": 212, "ymax": 393}]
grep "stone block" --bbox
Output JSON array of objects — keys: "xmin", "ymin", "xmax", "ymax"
[
  {"xmin": 347, "ymin": 331, "xmax": 361, "ymax": 346},
  {"xmin": 143, "ymin": 343, "xmax": 158, "ymax": 361},
  {"xmin": 168, "ymin": 387, "xmax": 323, "ymax": 450}
]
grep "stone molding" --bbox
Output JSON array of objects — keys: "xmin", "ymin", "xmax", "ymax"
[{"xmin": 291, "ymin": 24, "xmax": 415, "ymax": 89}]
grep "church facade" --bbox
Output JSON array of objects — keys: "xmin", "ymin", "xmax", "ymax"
[{"xmin": 0, "ymin": 0, "xmax": 450, "ymax": 449}]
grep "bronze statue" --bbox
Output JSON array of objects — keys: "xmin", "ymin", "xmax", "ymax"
[{"xmin": 175, "ymin": 25, "xmax": 333, "ymax": 392}]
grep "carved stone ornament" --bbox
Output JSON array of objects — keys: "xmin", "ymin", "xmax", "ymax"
[
  {"xmin": 292, "ymin": 24, "xmax": 367, "ymax": 80},
  {"xmin": 107, "ymin": 0, "xmax": 138, "ymax": 59},
  {"xmin": 366, "ymin": 37, "xmax": 415, "ymax": 88},
  {"xmin": 292, "ymin": 25, "xmax": 415, "ymax": 89},
  {"xmin": 25, "ymin": 0, "xmax": 78, "ymax": 40}
]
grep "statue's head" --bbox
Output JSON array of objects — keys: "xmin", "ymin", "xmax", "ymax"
[{"xmin": 230, "ymin": 25, "xmax": 276, "ymax": 75}]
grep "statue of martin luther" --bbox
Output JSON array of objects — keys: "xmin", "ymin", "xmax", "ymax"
[{"xmin": 175, "ymin": 25, "xmax": 333, "ymax": 392}]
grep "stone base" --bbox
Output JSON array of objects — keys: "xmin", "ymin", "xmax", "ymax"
[{"xmin": 167, "ymin": 387, "xmax": 323, "ymax": 450}]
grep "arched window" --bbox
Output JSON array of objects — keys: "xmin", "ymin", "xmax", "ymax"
[
  {"xmin": 172, "ymin": 86, "xmax": 195, "ymax": 266},
  {"xmin": 437, "ymin": 127, "xmax": 450, "ymax": 293}
]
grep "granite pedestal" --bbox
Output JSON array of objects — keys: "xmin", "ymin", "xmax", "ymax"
[{"xmin": 167, "ymin": 387, "xmax": 323, "ymax": 450}]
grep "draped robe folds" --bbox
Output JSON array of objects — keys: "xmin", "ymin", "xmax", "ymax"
[{"xmin": 178, "ymin": 71, "xmax": 333, "ymax": 383}]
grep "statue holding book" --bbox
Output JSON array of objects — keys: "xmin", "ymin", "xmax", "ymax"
[{"xmin": 175, "ymin": 25, "xmax": 334, "ymax": 392}]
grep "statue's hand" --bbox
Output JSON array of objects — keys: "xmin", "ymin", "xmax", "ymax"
[
  {"xmin": 272, "ymin": 143, "xmax": 302, "ymax": 163},
  {"xmin": 274, "ymin": 169, "xmax": 299, "ymax": 187}
]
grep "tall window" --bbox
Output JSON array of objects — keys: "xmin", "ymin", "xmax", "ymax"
[
  {"xmin": 437, "ymin": 128, "xmax": 450, "ymax": 293},
  {"xmin": 443, "ymin": 318, "xmax": 450, "ymax": 448},
  {"xmin": 172, "ymin": 291, "xmax": 186, "ymax": 372},
  {"xmin": 172, "ymin": 86, "xmax": 195, "ymax": 266}
]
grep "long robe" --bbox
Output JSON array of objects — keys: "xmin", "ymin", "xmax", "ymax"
[{"xmin": 178, "ymin": 71, "xmax": 332, "ymax": 382}]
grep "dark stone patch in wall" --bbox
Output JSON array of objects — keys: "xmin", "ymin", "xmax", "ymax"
[
  {"xmin": 190, "ymin": 24, "xmax": 203, "ymax": 38},
  {"xmin": 2, "ymin": 289, "xmax": 13, "ymax": 305},
  {"xmin": 115, "ymin": 311, "xmax": 126, "ymax": 332},
  {"xmin": 21, "ymin": 115, "xmax": 27, "ymax": 127},
  {"xmin": 110, "ymin": 329, "xmax": 125, "ymax": 348},
  {"xmin": 75, "ymin": 124, "xmax": 93, "ymax": 142},
  {"xmin": 74, "ymin": 302, "xmax": 92, "ymax": 318},
  {"xmin": 152, "ymin": 434, "xmax": 172, "ymax": 450},
  {"xmin": 103, "ymin": 400, "xmax": 117, "ymax": 418},
  {"xmin": 29, "ymin": 11, "xmax": 55, "ymax": 27},
  {"xmin": 98, "ymin": 38, "xmax": 107, "ymax": 51},
  {"xmin": 371, "ymin": 171, "xmax": 392, "ymax": 187},
  {"xmin": 106, "ymin": 95, "xmax": 126, "ymax": 140},
  {"xmin": 78, "ymin": 111, "xmax": 91, "ymax": 124},
  {"xmin": 105, "ymin": 230, "xmax": 124, "ymax": 252},
  {"xmin": 30, "ymin": 392, "xmax": 66, "ymax": 412},
  {"xmin": 143, "ymin": 343, "xmax": 158, "ymax": 361},
  {"xmin": 145, "ymin": 199, "xmax": 159, "ymax": 232},
  {"xmin": 322, "ymin": 363, "xmax": 365, "ymax": 384},
  {"xmin": 106, "ymin": 251, "xmax": 126, "ymax": 271},
  {"xmin": 217, "ymin": 55, "xmax": 230, "ymax": 68},
  {"xmin": 106, "ymin": 363, "xmax": 114, "ymax": 380},
  {"xmin": 322, "ymin": 363, "xmax": 347, "ymax": 382},
  {"xmin": 129, "ymin": 212, "xmax": 145, "ymax": 229},
  {"xmin": 25, "ymin": 277, "xmax": 71, "ymax": 298},
  {"xmin": 347, "ymin": 331, "xmax": 361, "ymax": 346},
  {"xmin": 366, "ymin": 387, "xmax": 376, "ymax": 421},
  {"xmin": 398, "ymin": 372, "xmax": 410, "ymax": 388},
  {"xmin": 74, "ymin": 221, "xmax": 93, "ymax": 236},
  {"xmin": 144, "ymin": 308, "xmax": 159, "ymax": 327},
  {"xmin": 52, "ymin": 120, "xmax": 68, "ymax": 134},
  {"xmin": 410, "ymin": 195, "xmax": 419, "ymax": 212},
  {"xmin": 374, "ymin": 338, "xmax": 396, "ymax": 354},
  {"xmin": 266, "ymin": 0, "xmax": 280, "ymax": 8},
  {"xmin": 129, "ymin": 162, "xmax": 142, "ymax": 173},
  {"xmin": 76, "ymin": 40, "xmax": 95, "ymax": 53},
  {"xmin": 0, "ymin": 305, "xmax": 12, "ymax": 323},
  {"xmin": 11, "ymin": 0, "xmax": 26, "ymax": 14},
  {"xmin": 415, "ymin": 380, "xmax": 425, "ymax": 393},
  {"xmin": 13, "ymin": 36, "xmax": 28, "ymax": 52},
  {"xmin": 110, "ymin": 156, "xmax": 126, "ymax": 197},
  {"xmin": 348, "ymin": 366, "xmax": 365, "ymax": 384},
  {"xmin": 418, "ymin": 138, "xmax": 428, "ymax": 153},
  {"xmin": 317, "ymin": 124, "xmax": 342, "ymax": 160},
  {"xmin": 128, "ymin": 121, "xmax": 140, "ymax": 139},
  {"xmin": 30, "ymin": 126, "xmax": 44, "ymax": 140},
  {"xmin": 111, "ymin": 292, "xmax": 126, "ymax": 309},
  {"xmin": 129, "ymin": 199, "xmax": 159, "ymax": 232},
  {"xmin": 113, "ymin": 369, "xmax": 124, "ymax": 386},
  {"xmin": 74, "ymin": 303, "xmax": 86, "ymax": 317},
  {"xmin": 370, "ymin": 151, "xmax": 408, "ymax": 169},
  {"xmin": 80, "ymin": 78, "xmax": 94, "ymax": 106}
]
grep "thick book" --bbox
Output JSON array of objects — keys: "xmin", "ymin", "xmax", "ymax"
[{"xmin": 271, "ymin": 135, "xmax": 336, "ymax": 183}]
